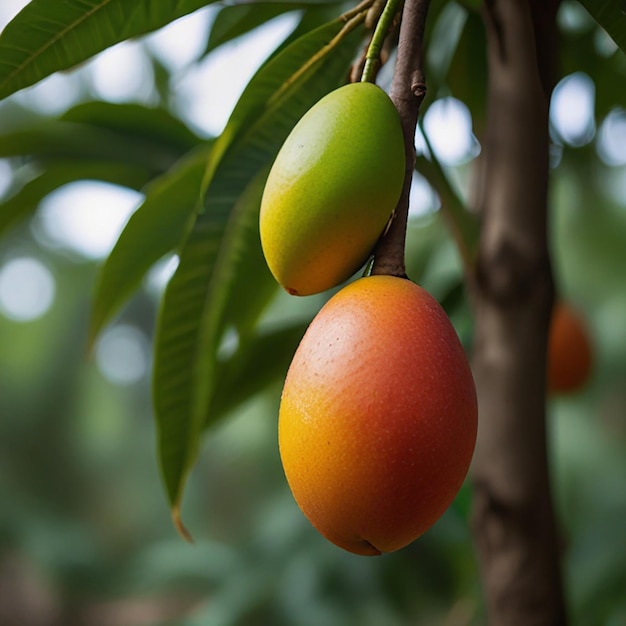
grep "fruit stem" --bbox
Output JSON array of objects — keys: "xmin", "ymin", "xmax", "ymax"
[
  {"xmin": 361, "ymin": 0, "xmax": 403, "ymax": 83},
  {"xmin": 370, "ymin": 0, "xmax": 430, "ymax": 278}
]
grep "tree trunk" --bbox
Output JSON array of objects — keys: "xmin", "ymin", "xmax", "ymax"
[{"xmin": 469, "ymin": 1, "xmax": 566, "ymax": 624}]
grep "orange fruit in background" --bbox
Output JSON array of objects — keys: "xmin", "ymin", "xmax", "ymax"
[
  {"xmin": 278, "ymin": 275, "xmax": 478, "ymax": 556},
  {"xmin": 548, "ymin": 301, "xmax": 593, "ymax": 394}
]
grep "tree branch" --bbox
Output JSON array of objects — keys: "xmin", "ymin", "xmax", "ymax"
[
  {"xmin": 370, "ymin": 0, "xmax": 430, "ymax": 277},
  {"xmin": 468, "ymin": 0, "xmax": 566, "ymax": 623}
]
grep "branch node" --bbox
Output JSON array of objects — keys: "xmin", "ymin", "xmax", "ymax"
[{"xmin": 411, "ymin": 81, "xmax": 427, "ymax": 100}]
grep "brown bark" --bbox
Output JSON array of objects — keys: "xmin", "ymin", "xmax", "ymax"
[
  {"xmin": 469, "ymin": 1, "xmax": 566, "ymax": 624},
  {"xmin": 371, "ymin": 0, "xmax": 429, "ymax": 277}
]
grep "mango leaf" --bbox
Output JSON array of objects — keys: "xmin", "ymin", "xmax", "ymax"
[
  {"xmin": 202, "ymin": 2, "xmax": 342, "ymax": 57},
  {"xmin": 204, "ymin": 4, "xmax": 298, "ymax": 55},
  {"xmin": 416, "ymin": 123, "xmax": 480, "ymax": 267},
  {"xmin": 0, "ymin": 0, "xmax": 218, "ymax": 101},
  {"xmin": 426, "ymin": 2, "xmax": 469, "ymax": 94},
  {"xmin": 217, "ymin": 168, "xmax": 279, "ymax": 341},
  {"xmin": 61, "ymin": 102, "xmax": 203, "ymax": 154},
  {"xmin": 0, "ymin": 121, "xmax": 186, "ymax": 174},
  {"xmin": 576, "ymin": 0, "xmax": 626, "ymax": 54},
  {"xmin": 560, "ymin": 25, "xmax": 626, "ymax": 119},
  {"xmin": 153, "ymin": 170, "xmax": 269, "ymax": 537},
  {"xmin": 445, "ymin": 10, "xmax": 487, "ymax": 131},
  {"xmin": 89, "ymin": 145, "xmax": 212, "ymax": 345},
  {"xmin": 152, "ymin": 16, "xmax": 364, "ymax": 530},
  {"xmin": 209, "ymin": 321, "xmax": 310, "ymax": 423},
  {"xmin": 0, "ymin": 160, "xmax": 152, "ymax": 238}
]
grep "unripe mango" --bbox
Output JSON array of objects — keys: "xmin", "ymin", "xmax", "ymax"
[{"xmin": 260, "ymin": 82, "xmax": 405, "ymax": 296}]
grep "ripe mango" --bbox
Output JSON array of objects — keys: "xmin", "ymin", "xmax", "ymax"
[
  {"xmin": 260, "ymin": 82, "xmax": 405, "ymax": 296},
  {"xmin": 548, "ymin": 301, "xmax": 593, "ymax": 394},
  {"xmin": 279, "ymin": 276, "xmax": 478, "ymax": 555}
]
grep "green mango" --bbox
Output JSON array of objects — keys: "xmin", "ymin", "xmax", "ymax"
[{"xmin": 260, "ymin": 82, "xmax": 405, "ymax": 296}]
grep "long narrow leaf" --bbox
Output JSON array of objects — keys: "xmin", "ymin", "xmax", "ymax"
[
  {"xmin": 0, "ymin": 122, "xmax": 186, "ymax": 173},
  {"xmin": 153, "ymin": 172, "xmax": 269, "ymax": 538},
  {"xmin": 89, "ymin": 145, "xmax": 212, "ymax": 345},
  {"xmin": 0, "ymin": 160, "xmax": 152, "ymax": 238},
  {"xmin": 209, "ymin": 321, "xmax": 310, "ymax": 423},
  {"xmin": 0, "ymin": 0, "xmax": 218, "ymax": 101},
  {"xmin": 153, "ymin": 16, "xmax": 364, "ymax": 530},
  {"xmin": 61, "ymin": 102, "xmax": 203, "ymax": 153},
  {"xmin": 204, "ymin": 4, "xmax": 298, "ymax": 56},
  {"xmin": 577, "ymin": 0, "xmax": 626, "ymax": 54}
]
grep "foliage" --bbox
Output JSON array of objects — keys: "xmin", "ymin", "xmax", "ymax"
[{"xmin": 1, "ymin": 1, "xmax": 626, "ymax": 624}]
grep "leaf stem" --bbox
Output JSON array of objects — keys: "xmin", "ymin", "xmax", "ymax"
[
  {"xmin": 343, "ymin": 0, "xmax": 377, "ymax": 22},
  {"xmin": 361, "ymin": 0, "xmax": 403, "ymax": 83},
  {"xmin": 416, "ymin": 122, "xmax": 480, "ymax": 268},
  {"xmin": 371, "ymin": 0, "xmax": 431, "ymax": 277},
  {"xmin": 268, "ymin": 11, "xmax": 368, "ymax": 109}
]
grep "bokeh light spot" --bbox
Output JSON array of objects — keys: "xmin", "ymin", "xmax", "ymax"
[
  {"xmin": 422, "ymin": 97, "xmax": 479, "ymax": 166},
  {"xmin": 597, "ymin": 108, "xmax": 626, "ymax": 166},
  {"xmin": 145, "ymin": 8, "xmax": 213, "ymax": 72},
  {"xmin": 90, "ymin": 41, "xmax": 155, "ymax": 104},
  {"xmin": 95, "ymin": 324, "xmax": 149, "ymax": 386},
  {"xmin": 173, "ymin": 12, "xmax": 300, "ymax": 137},
  {"xmin": 550, "ymin": 72, "xmax": 596, "ymax": 147},
  {"xmin": 0, "ymin": 256, "xmax": 56, "ymax": 322},
  {"xmin": 36, "ymin": 181, "xmax": 143, "ymax": 259}
]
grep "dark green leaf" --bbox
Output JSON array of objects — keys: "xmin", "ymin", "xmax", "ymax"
[
  {"xmin": 560, "ymin": 26, "xmax": 626, "ymax": 119},
  {"xmin": 205, "ymin": 4, "xmax": 298, "ymax": 56},
  {"xmin": 209, "ymin": 321, "xmax": 309, "ymax": 422},
  {"xmin": 445, "ymin": 10, "xmax": 488, "ymax": 131},
  {"xmin": 426, "ymin": 1, "xmax": 469, "ymax": 93},
  {"xmin": 89, "ymin": 145, "xmax": 212, "ymax": 345},
  {"xmin": 0, "ymin": 0, "xmax": 218, "ymax": 101},
  {"xmin": 152, "ymin": 16, "xmax": 364, "ymax": 520},
  {"xmin": 153, "ymin": 170, "xmax": 270, "ymax": 526},
  {"xmin": 577, "ymin": 0, "xmax": 626, "ymax": 54},
  {"xmin": 61, "ymin": 102, "xmax": 203, "ymax": 153},
  {"xmin": 0, "ymin": 121, "xmax": 187, "ymax": 174}
]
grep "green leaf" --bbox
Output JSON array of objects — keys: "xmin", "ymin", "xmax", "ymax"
[
  {"xmin": 209, "ymin": 321, "xmax": 309, "ymax": 423},
  {"xmin": 202, "ymin": 2, "xmax": 343, "ymax": 57},
  {"xmin": 560, "ymin": 24, "xmax": 626, "ymax": 119},
  {"xmin": 416, "ymin": 123, "xmax": 480, "ymax": 267},
  {"xmin": 0, "ymin": 0, "xmax": 219, "ymax": 101},
  {"xmin": 153, "ymin": 170, "xmax": 271, "ymax": 535},
  {"xmin": 89, "ymin": 145, "xmax": 212, "ymax": 345},
  {"xmin": 152, "ymin": 16, "xmax": 364, "ymax": 526},
  {"xmin": 577, "ymin": 0, "xmax": 626, "ymax": 54},
  {"xmin": 61, "ymin": 102, "xmax": 203, "ymax": 153},
  {"xmin": 0, "ymin": 121, "xmax": 188, "ymax": 174},
  {"xmin": 204, "ymin": 4, "xmax": 298, "ymax": 56},
  {"xmin": 445, "ymin": 10, "xmax": 487, "ymax": 131},
  {"xmin": 426, "ymin": 2, "xmax": 469, "ymax": 93},
  {"xmin": 0, "ymin": 160, "xmax": 152, "ymax": 239}
]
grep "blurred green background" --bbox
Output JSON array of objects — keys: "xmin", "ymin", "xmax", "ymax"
[{"xmin": 1, "ymin": 2, "xmax": 626, "ymax": 625}]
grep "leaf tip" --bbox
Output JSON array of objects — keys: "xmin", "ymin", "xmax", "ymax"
[{"xmin": 172, "ymin": 503, "xmax": 194, "ymax": 543}]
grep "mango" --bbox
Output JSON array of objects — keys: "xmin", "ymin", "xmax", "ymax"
[
  {"xmin": 279, "ymin": 276, "xmax": 478, "ymax": 554},
  {"xmin": 548, "ymin": 301, "xmax": 593, "ymax": 394},
  {"xmin": 260, "ymin": 82, "xmax": 405, "ymax": 296}
]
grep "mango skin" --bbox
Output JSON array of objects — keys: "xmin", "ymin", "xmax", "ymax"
[
  {"xmin": 278, "ymin": 276, "xmax": 478, "ymax": 555},
  {"xmin": 260, "ymin": 82, "xmax": 405, "ymax": 296}
]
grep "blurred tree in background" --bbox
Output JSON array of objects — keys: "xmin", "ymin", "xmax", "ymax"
[{"xmin": 0, "ymin": 1, "xmax": 625, "ymax": 625}]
